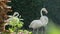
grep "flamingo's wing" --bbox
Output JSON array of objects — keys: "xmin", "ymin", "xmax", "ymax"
[
  {"xmin": 40, "ymin": 16, "xmax": 48, "ymax": 26},
  {"xmin": 29, "ymin": 20, "xmax": 42, "ymax": 29}
]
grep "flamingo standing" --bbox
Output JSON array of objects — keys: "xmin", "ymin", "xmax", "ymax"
[
  {"xmin": 6, "ymin": 12, "xmax": 23, "ymax": 25},
  {"xmin": 29, "ymin": 8, "xmax": 48, "ymax": 34}
]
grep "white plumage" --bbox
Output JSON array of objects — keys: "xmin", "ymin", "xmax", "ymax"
[
  {"xmin": 29, "ymin": 8, "xmax": 48, "ymax": 34},
  {"xmin": 5, "ymin": 12, "xmax": 23, "ymax": 26},
  {"xmin": 29, "ymin": 20, "xmax": 42, "ymax": 29}
]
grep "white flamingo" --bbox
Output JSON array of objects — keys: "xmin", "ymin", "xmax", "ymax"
[
  {"xmin": 4, "ymin": 12, "xmax": 23, "ymax": 27},
  {"xmin": 8, "ymin": 12, "xmax": 23, "ymax": 21},
  {"xmin": 29, "ymin": 8, "xmax": 48, "ymax": 34}
]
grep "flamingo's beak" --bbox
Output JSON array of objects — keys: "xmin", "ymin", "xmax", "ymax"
[
  {"xmin": 45, "ymin": 11, "xmax": 48, "ymax": 14},
  {"xmin": 42, "ymin": 8, "xmax": 48, "ymax": 14}
]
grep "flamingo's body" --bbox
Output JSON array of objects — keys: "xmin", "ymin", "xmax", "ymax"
[
  {"xmin": 29, "ymin": 8, "xmax": 48, "ymax": 34},
  {"xmin": 4, "ymin": 12, "xmax": 23, "ymax": 27},
  {"xmin": 29, "ymin": 16, "xmax": 48, "ymax": 29},
  {"xmin": 29, "ymin": 20, "xmax": 42, "ymax": 29}
]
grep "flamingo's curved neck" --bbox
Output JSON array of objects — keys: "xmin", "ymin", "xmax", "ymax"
[
  {"xmin": 40, "ymin": 9, "xmax": 43, "ymax": 17},
  {"xmin": 13, "ymin": 12, "xmax": 19, "ymax": 17}
]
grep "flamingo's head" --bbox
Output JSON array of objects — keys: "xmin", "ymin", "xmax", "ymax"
[{"xmin": 41, "ymin": 8, "xmax": 48, "ymax": 14}]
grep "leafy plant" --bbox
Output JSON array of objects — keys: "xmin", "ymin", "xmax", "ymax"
[
  {"xmin": 8, "ymin": 16, "xmax": 24, "ymax": 32},
  {"xmin": 7, "ymin": 15, "xmax": 32, "ymax": 34},
  {"xmin": 18, "ymin": 30, "xmax": 32, "ymax": 34}
]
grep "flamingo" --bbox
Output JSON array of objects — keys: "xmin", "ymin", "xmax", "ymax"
[
  {"xmin": 4, "ymin": 12, "xmax": 23, "ymax": 29},
  {"xmin": 29, "ymin": 8, "xmax": 48, "ymax": 34},
  {"xmin": 7, "ymin": 12, "xmax": 23, "ymax": 25}
]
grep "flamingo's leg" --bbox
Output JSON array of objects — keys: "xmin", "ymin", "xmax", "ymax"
[
  {"xmin": 41, "ymin": 27, "xmax": 44, "ymax": 34},
  {"xmin": 33, "ymin": 29, "xmax": 35, "ymax": 34},
  {"xmin": 44, "ymin": 26, "xmax": 47, "ymax": 34},
  {"xmin": 36, "ymin": 28, "xmax": 39, "ymax": 34}
]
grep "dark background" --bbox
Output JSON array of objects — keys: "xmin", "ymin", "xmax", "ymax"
[{"xmin": 8, "ymin": 0, "xmax": 60, "ymax": 29}]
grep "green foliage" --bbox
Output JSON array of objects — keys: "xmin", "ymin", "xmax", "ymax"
[
  {"xmin": 18, "ymin": 30, "xmax": 32, "ymax": 34},
  {"xmin": 7, "ymin": 15, "xmax": 32, "ymax": 34},
  {"xmin": 9, "ymin": 17, "xmax": 20, "ymax": 26},
  {"xmin": 47, "ymin": 20, "xmax": 60, "ymax": 34},
  {"xmin": 8, "ymin": 17, "xmax": 24, "ymax": 32}
]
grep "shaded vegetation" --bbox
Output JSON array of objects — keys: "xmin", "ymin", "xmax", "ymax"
[{"xmin": 8, "ymin": 0, "xmax": 60, "ymax": 29}]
